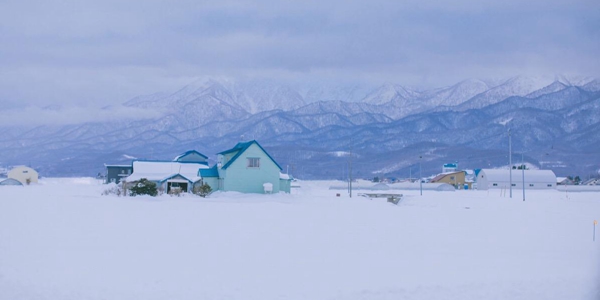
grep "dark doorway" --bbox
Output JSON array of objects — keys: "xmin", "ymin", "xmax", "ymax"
[{"xmin": 167, "ymin": 182, "xmax": 188, "ymax": 193}]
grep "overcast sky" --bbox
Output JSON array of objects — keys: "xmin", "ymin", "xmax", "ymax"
[{"xmin": 0, "ymin": 0, "xmax": 598, "ymax": 109}]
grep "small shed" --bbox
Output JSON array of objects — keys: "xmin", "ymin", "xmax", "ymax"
[{"xmin": 8, "ymin": 166, "xmax": 38, "ymax": 185}]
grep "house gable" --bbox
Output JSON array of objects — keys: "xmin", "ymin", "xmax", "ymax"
[
  {"xmin": 173, "ymin": 150, "xmax": 208, "ymax": 163},
  {"xmin": 218, "ymin": 141, "xmax": 283, "ymax": 193},
  {"xmin": 219, "ymin": 140, "xmax": 282, "ymax": 171}
]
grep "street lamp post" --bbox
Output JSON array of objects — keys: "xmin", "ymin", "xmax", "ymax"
[
  {"xmin": 419, "ymin": 155, "xmax": 423, "ymax": 196},
  {"xmin": 509, "ymin": 129, "xmax": 512, "ymax": 198}
]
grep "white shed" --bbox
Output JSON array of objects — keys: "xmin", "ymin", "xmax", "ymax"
[
  {"xmin": 8, "ymin": 166, "xmax": 39, "ymax": 185},
  {"xmin": 477, "ymin": 169, "xmax": 556, "ymax": 190}
]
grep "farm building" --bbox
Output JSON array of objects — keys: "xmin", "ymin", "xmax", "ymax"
[
  {"xmin": 8, "ymin": 166, "xmax": 38, "ymax": 185},
  {"xmin": 476, "ymin": 169, "xmax": 557, "ymax": 190},
  {"xmin": 430, "ymin": 171, "xmax": 471, "ymax": 189},
  {"xmin": 201, "ymin": 140, "xmax": 292, "ymax": 193}
]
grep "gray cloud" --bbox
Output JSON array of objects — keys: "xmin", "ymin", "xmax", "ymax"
[{"xmin": 0, "ymin": 0, "xmax": 598, "ymax": 108}]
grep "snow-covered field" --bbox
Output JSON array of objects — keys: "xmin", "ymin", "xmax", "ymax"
[{"xmin": 1, "ymin": 178, "xmax": 599, "ymax": 300}]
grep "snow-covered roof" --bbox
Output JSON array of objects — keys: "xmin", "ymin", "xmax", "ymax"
[
  {"xmin": 173, "ymin": 150, "xmax": 208, "ymax": 162},
  {"xmin": 126, "ymin": 161, "xmax": 209, "ymax": 183},
  {"xmin": 279, "ymin": 173, "xmax": 291, "ymax": 180},
  {"xmin": 479, "ymin": 169, "xmax": 556, "ymax": 183}
]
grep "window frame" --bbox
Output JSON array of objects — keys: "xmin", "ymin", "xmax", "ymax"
[{"xmin": 247, "ymin": 157, "xmax": 260, "ymax": 168}]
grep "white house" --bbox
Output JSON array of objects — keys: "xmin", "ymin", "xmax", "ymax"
[
  {"xmin": 476, "ymin": 169, "xmax": 557, "ymax": 190},
  {"xmin": 125, "ymin": 161, "xmax": 209, "ymax": 193},
  {"xmin": 8, "ymin": 166, "xmax": 38, "ymax": 185}
]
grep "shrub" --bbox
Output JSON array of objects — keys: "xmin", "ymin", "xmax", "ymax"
[
  {"xmin": 101, "ymin": 183, "xmax": 123, "ymax": 196},
  {"xmin": 193, "ymin": 183, "xmax": 212, "ymax": 198},
  {"xmin": 168, "ymin": 187, "xmax": 183, "ymax": 197},
  {"xmin": 129, "ymin": 178, "xmax": 158, "ymax": 197}
]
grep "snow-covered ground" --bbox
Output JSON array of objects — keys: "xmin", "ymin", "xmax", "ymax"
[{"xmin": 1, "ymin": 178, "xmax": 599, "ymax": 300}]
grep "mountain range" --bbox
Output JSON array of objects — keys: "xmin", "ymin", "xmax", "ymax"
[{"xmin": 1, "ymin": 75, "xmax": 599, "ymax": 180}]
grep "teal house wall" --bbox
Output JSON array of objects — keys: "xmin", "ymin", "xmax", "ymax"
[
  {"xmin": 279, "ymin": 178, "xmax": 291, "ymax": 192},
  {"xmin": 217, "ymin": 141, "xmax": 283, "ymax": 193},
  {"xmin": 205, "ymin": 140, "xmax": 291, "ymax": 194},
  {"xmin": 199, "ymin": 166, "xmax": 220, "ymax": 192}
]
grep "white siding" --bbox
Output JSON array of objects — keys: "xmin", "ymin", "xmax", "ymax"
[{"xmin": 477, "ymin": 169, "xmax": 556, "ymax": 190}]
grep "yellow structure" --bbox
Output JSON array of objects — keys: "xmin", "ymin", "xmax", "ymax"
[{"xmin": 430, "ymin": 171, "xmax": 470, "ymax": 189}]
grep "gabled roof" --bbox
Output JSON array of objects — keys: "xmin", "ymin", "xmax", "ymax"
[
  {"xmin": 219, "ymin": 140, "xmax": 282, "ymax": 170},
  {"xmin": 430, "ymin": 171, "xmax": 463, "ymax": 182},
  {"xmin": 173, "ymin": 150, "xmax": 208, "ymax": 161},
  {"xmin": 159, "ymin": 174, "xmax": 194, "ymax": 183}
]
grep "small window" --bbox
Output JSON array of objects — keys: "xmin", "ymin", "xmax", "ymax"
[
  {"xmin": 547, "ymin": 184, "xmax": 552, "ymax": 187},
  {"xmin": 247, "ymin": 157, "xmax": 260, "ymax": 168},
  {"xmin": 493, "ymin": 183, "xmax": 498, "ymax": 186},
  {"xmin": 23, "ymin": 170, "xmax": 28, "ymax": 173},
  {"xmin": 529, "ymin": 184, "xmax": 534, "ymax": 187},
  {"xmin": 511, "ymin": 184, "xmax": 516, "ymax": 186},
  {"xmin": 450, "ymin": 176, "xmax": 455, "ymax": 180}
]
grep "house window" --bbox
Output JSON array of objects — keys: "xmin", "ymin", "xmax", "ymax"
[
  {"xmin": 529, "ymin": 184, "xmax": 534, "ymax": 187},
  {"xmin": 450, "ymin": 176, "xmax": 455, "ymax": 180},
  {"xmin": 247, "ymin": 157, "xmax": 260, "ymax": 168},
  {"xmin": 547, "ymin": 184, "xmax": 552, "ymax": 187},
  {"xmin": 493, "ymin": 183, "xmax": 498, "ymax": 186},
  {"xmin": 23, "ymin": 170, "xmax": 28, "ymax": 173},
  {"xmin": 511, "ymin": 184, "xmax": 516, "ymax": 186}
]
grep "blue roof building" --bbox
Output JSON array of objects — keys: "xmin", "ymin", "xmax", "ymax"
[{"xmin": 201, "ymin": 140, "xmax": 291, "ymax": 194}]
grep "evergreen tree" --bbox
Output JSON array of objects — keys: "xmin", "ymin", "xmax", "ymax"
[{"xmin": 130, "ymin": 178, "xmax": 158, "ymax": 197}]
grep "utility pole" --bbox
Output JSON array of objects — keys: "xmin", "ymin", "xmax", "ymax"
[
  {"xmin": 419, "ymin": 155, "xmax": 423, "ymax": 196},
  {"xmin": 509, "ymin": 129, "xmax": 512, "ymax": 198},
  {"xmin": 349, "ymin": 148, "xmax": 353, "ymax": 198},
  {"xmin": 522, "ymin": 153, "xmax": 525, "ymax": 201}
]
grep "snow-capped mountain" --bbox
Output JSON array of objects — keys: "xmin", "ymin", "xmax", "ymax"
[
  {"xmin": 1, "ymin": 76, "xmax": 598, "ymax": 179},
  {"xmin": 361, "ymin": 83, "xmax": 420, "ymax": 105},
  {"xmin": 452, "ymin": 76, "xmax": 555, "ymax": 111}
]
